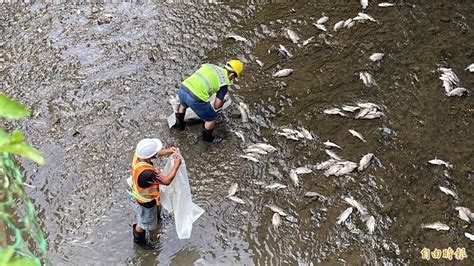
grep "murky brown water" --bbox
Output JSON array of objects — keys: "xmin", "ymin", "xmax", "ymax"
[{"xmin": 2, "ymin": 1, "xmax": 473, "ymax": 265}]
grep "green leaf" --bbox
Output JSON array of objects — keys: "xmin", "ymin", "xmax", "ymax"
[
  {"xmin": 0, "ymin": 93, "xmax": 31, "ymax": 120},
  {"xmin": 1, "ymin": 141, "xmax": 44, "ymax": 164}
]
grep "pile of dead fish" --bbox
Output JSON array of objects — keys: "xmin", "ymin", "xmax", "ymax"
[
  {"xmin": 276, "ymin": 127, "xmax": 315, "ymax": 141},
  {"xmin": 323, "ymin": 102, "xmax": 385, "ymax": 120},
  {"xmin": 336, "ymin": 196, "xmax": 376, "ymax": 235},
  {"xmin": 239, "ymin": 142, "xmax": 277, "ymax": 163},
  {"xmin": 437, "ymin": 67, "xmax": 469, "ymax": 97}
]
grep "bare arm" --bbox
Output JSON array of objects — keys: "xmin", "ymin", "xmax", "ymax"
[{"xmin": 157, "ymin": 154, "xmax": 181, "ymax": 185}]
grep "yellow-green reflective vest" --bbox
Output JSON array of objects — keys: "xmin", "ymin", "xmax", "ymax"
[{"xmin": 182, "ymin": 64, "xmax": 230, "ymax": 102}]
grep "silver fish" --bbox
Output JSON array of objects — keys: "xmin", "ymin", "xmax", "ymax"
[
  {"xmin": 272, "ymin": 213, "xmax": 282, "ymax": 229},
  {"xmin": 357, "ymin": 12, "xmax": 377, "ymax": 22},
  {"xmin": 226, "ymin": 34, "xmax": 247, "ymax": 42},
  {"xmin": 248, "ymin": 143, "xmax": 277, "ymax": 153},
  {"xmin": 228, "ymin": 195, "xmax": 245, "ymax": 204},
  {"xmin": 344, "ymin": 197, "xmax": 368, "ymax": 217},
  {"xmin": 355, "ymin": 108, "xmax": 373, "ymax": 119},
  {"xmin": 278, "ymin": 132, "xmax": 299, "ymax": 141},
  {"xmin": 300, "ymin": 128, "xmax": 314, "ymax": 140},
  {"xmin": 378, "ymin": 2, "xmax": 395, "ymax": 7},
  {"xmin": 341, "ymin": 105, "xmax": 360, "ymax": 112},
  {"xmin": 446, "ymin": 87, "xmax": 468, "ymax": 97},
  {"xmin": 265, "ymin": 183, "xmax": 287, "ymax": 190},
  {"xmin": 361, "ymin": 0, "xmax": 368, "ymax": 9},
  {"xmin": 286, "ymin": 28, "xmax": 300, "ymax": 43},
  {"xmin": 359, "ymin": 72, "xmax": 376, "ymax": 87},
  {"xmin": 295, "ymin": 167, "xmax": 312, "ymax": 175},
  {"xmin": 325, "ymin": 149, "xmax": 342, "ymax": 160},
  {"xmin": 336, "ymin": 207, "xmax": 353, "ymax": 224},
  {"xmin": 302, "ymin": 37, "xmax": 315, "ymax": 46},
  {"xmin": 343, "ymin": 18, "xmax": 353, "ymax": 28},
  {"xmin": 333, "ymin": 20, "xmax": 345, "ymax": 31},
  {"xmin": 243, "ymin": 148, "xmax": 267, "ymax": 155},
  {"xmin": 357, "ymin": 102, "xmax": 381, "ymax": 109},
  {"xmin": 441, "ymin": 80, "xmax": 453, "ymax": 93},
  {"xmin": 256, "ymin": 59, "xmax": 264, "ymax": 67},
  {"xmin": 369, "ymin": 53, "xmax": 384, "ymax": 62},
  {"xmin": 358, "ymin": 153, "xmax": 374, "ymax": 171},
  {"xmin": 239, "ymin": 154, "xmax": 259, "ymax": 163},
  {"xmin": 323, "ymin": 108, "xmax": 348, "ymax": 117},
  {"xmin": 422, "ymin": 222, "xmax": 450, "ymax": 231},
  {"xmin": 227, "ymin": 183, "xmax": 238, "ymax": 197},
  {"xmin": 304, "ymin": 191, "xmax": 325, "ymax": 198},
  {"xmin": 366, "ymin": 216, "xmax": 375, "ymax": 234},
  {"xmin": 317, "ymin": 159, "xmax": 336, "ymax": 170},
  {"xmin": 428, "ymin": 158, "xmax": 452, "ymax": 168},
  {"xmin": 316, "ymin": 15, "xmax": 329, "ymax": 24},
  {"xmin": 313, "ymin": 23, "xmax": 327, "ymax": 32},
  {"xmin": 273, "ymin": 68, "xmax": 293, "ymax": 78},
  {"xmin": 455, "ymin": 207, "xmax": 473, "ymax": 223},
  {"xmin": 267, "ymin": 204, "xmax": 287, "ymax": 216},
  {"xmin": 289, "ymin": 169, "xmax": 299, "ymax": 186},
  {"xmin": 465, "ymin": 232, "xmax": 474, "ymax": 241},
  {"xmin": 278, "ymin": 44, "xmax": 293, "ymax": 58},
  {"xmin": 466, "ymin": 63, "xmax": 474, "ymax": 72},
  {"xmin": 361, "ymin": 111, "xmax": 385, "ymax": 119},
  {"xmin": 324, "ymin": 140, "xmax": 342, "ymax": 149},
  {"xmin": 439, "ymin": 186, "xmax": 457, "ymax": 199},
  {"xmin": 239, "ymin": 102, "xmax": 249, "ymax": 123},
  {"xmin": 335, "ymin": 161, "xmax": 358, "ymax": 176},
  {"xmin": 346, "ymin": 21, "xmax": 356, "ymax": 28},
  {"xmin": 234, "ymin": 131, "xmax": 245, "ymax": 142},
  {"xmin": 349, "ymin": 129, "xmax": 367, "ymax": 143},
  {"xmin": 325, "ymin": 163, "xmax": 343, "ymax": 176}
]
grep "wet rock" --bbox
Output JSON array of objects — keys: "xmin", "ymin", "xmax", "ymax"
[{"xmin": 440, "ymin": 17, "xmax": 450, "ymax": 23}]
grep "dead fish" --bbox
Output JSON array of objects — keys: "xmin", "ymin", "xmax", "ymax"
[
  {"xmin": 316, "ymin": 15, "xmax": 329, "ymax": 24},
  {"xmin": 227, "ymin": 183, "xmax": 238, "ymax": 197},
  {"xmin": 355, "ymin": 108, "xmax": 373, "ymax": 119},
  {"xmin": 226, "ymin": 34, "xmax": 247, "ymax": 42},
  {"xmin": 466, "ymin": 63, "xmax": 474, "ymax": 72},
  {"xmin": 325, "ymin": 149, "xmax": 342, "ymax": 160},
  {"xmin": 302, "ymin": 37, "xmax": 315, "ymax": 46},
  {"xmin": 349, "ymin": 129, "xmax": 367, "ymax": 143},
  {"xmin": 359, "ymin": 72, "xmax": 376, "ymax": 87},
  {"xmin": 304, "ymin": 191, "xmax": 325, "ymax": 198},
  {"xmin": 239, "ymin": 154, "xmax": 259, "ymax": 163},
  {"xmin": 239, "ymin": 102, "xmax": 249, "ymax": 123},
  {"xmin": 324, "ymin": 140, "xmax": 342, "ymax": 149},
  {"xmin": 357, "ymin": 102, "xmax": 381, "ymax": 109},
  {"xmin": 295, "ymin": 167, "xmax": 312, "ymax": 175},
  {"xmin": 300, "ymin": 128, "xmax": 314, "ymax": 140},
  {"xmin": 366, "ymin": 216, "xmax": 375, "ymax": 234},
  {"xmin": 248, "ymin": 143, "xmax": 277, "ymax": 153},
  {"xmin": 455, "ymin": 207, "xmax": 473, "ymax": 223},
  {"xmin": 446, "ymin": 87, "xmax": 468, "ymax": 97},
  {"xmin": 323, "ymin": 108, "xmax": 348, "ymax": 117},
  {"xmin": 336, "ymin": 207, "xmax": 353, "ymax": 224},
  {"xmin": 266, "ymin": 204, "xmax": 288, "ymax": 216},
  {"xmin": 344, "ymin": 197, "xmax": 368, "ymax": 217},
  {"xmin": 313, "ymin": 23, "xmax": 327, "ymax": 32},
  {"xmin": 333, "ymin": 20, "xmax": 345, "ymax": 31},
  {"xmin": 286, "ymin": 28, "xmax": 300, "ymax": 43},
  {"xmin": 228, "ymin": 195, "xmax": 245, "ymax": 204},
  {"xmin": 234, "ymin": 131, "xmax": 245, "ymax": 142},
  {"xmin": 358, "ymin": 153, "xmax": 374, "ymax": 171},
  {"xmin": 361, "ymin": 0, "xmax": 368, "ymax": 9},
  {"xmin": 272, "ymin": 213, "xmax": 282, "ymax": 229},
  {"xmin": 346, "ymin": 21, "xmax": 356, "ymax": 28},
  {"xmin": 278, "ymin": 44, "xmax": 293, "ymax": 58},
  {"xmin": 335, "ymin": 161, "xmax": 358, "ymax": 176},
  {"xmin": 439, "ymin": 186, "xmax": 457, "ymax": 199},
  {"xmin": 369, "ymin": 53, "xmax": 384, "ymax": 62},
  {"xmin": 341, "ymin": 105, "xmax": 360, "ymax": 112},
  {"xmin": 378, "ymin": 2, "xmax": 395, "ymax": 7},
  {"xmin": 428, "ymin": 158, "xmax": 452, "ymax": 168},
  {"xmin": 277, "ymin": 132, "xmax": 299, "ymax": 141},
  {"xmin": 273, "ymin": 68, "xmax": 293, "ymax": 78},
  {"xmin": 256, "ymin": 59, "xmax": 264, "ymax": 67},
  {"xmin": 265, "ymin": 183, "xmax": 287, "ymax": 190},
  {"xmin": 325, "ymin": 163, "xmax": 343, "ymax": 176},
  {"xmin": 422, "ymin": 222, "xmax": 450, "ymax": 231},
  {"xmin": 243, "ymin": 148, "xmax": 267, "ymax": 155},
  {"xmin": 343, "ymin": 18, "xmax": 353, "ymax": 28},
  {"xmin": 357, "ymin": 12, "xmax": 377, "ymax": 22},
  {"xmin": 361, "ymin": 111, "xmax": 385, "ymax": 119},
  {"xmin": 465, "ymin": 232, "xmax": 474, "ymax": 241},
  {"xmin": 289, "ymin": 169, "xmax": 299, "ymax": 186},
  {"xmin": 317, "ymin": 159, "xmax": 336, "ymax": 170}
]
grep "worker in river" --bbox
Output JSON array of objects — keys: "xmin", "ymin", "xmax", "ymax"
[
  {"xmin": 172, "ymin": 59, "xmax": 244, "ymax": 143},
  {"xmin": 128, "ymin": 138, "xmax": 181, "ymax": 250}
]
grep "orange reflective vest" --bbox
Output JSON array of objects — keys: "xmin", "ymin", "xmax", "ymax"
[{"xmin": 130, "ymin": 155, "xmax": 161, "ymax": 205}]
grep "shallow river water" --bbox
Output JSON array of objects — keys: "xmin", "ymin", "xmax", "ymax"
[{"xmin": 1, "ymin": 0, "xmax": 473, "ymax": 265}]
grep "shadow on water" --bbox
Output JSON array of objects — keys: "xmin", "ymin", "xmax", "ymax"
[{"xmin": 1, "ymin": 0, "xmax": 473, "ymax": 264}]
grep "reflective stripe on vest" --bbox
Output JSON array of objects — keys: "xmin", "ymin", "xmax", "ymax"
[
  {"xmin": 206, "ymin": 64, "xmax": 227, "ymax": 87},
  {"xmin": 195, "ymin": 72, "xmax": 213, "ymax": 96},
  {"xmin": 130, "ymin": 155, "xmax": 160, "ymax": 204}
]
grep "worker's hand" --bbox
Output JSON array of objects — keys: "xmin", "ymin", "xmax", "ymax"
[
  {"xmin": 167, "ymin": 147, "xmax": 177, "ymax": 155},
  {"xmin": 173, "ymin": 153, "xmax": 181, "ymax": 167}
]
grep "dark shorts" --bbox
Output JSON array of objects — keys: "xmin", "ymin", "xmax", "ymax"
[{"xmin": 178, "ymin": 85, "xmax": 218, "ymax": 122}]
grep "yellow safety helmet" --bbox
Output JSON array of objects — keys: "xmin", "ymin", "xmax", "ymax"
[{"xmin": 226, "ymin": 59, "xmax": 244, "ymax": 79}]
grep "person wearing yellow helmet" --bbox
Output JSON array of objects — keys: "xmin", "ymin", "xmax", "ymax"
[{"xmin": 172, "ymin": 59, "xmax": 244, "ymax": 143}]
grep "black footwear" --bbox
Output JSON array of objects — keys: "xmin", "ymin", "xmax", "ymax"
[
  {"xmin": 202, "ymin": 128, "xmax": 223, "ymax": 143},
  {"xmin": 156, "ymin": 205, "xmax": 162, "ymax": 223},
  {"xmin": 172, "ymin": 113, "xmax": 185, "ymax": 130},
  {"xmin": 132, "ymin": 224, "xmax": 154, "ymax": 250}
]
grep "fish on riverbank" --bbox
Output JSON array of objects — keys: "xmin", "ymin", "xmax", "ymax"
[
  {"xmin": 267, "ymin": 204, "xmax": 288, "ymax": 216},
  {"xmin": 455, "ymin": 207, "xmax": 473, "ymax": 223},
  {"xmin": 226, "ymin": 33, "xmax": 247, "ymax": 42},
  {"xmin": 336, "ymin": 207, "xmax": 353, "ymax": 224},
  {"xmin": 428, "ymin": 158, "xmax": 452, "ymax": 168},
  {"xmin": 273, "ymin": 68, "xmax": 293, "ymax": 78},
  {"xmin": 422, "ymin": 222, "xmax": 449, "ymax": 231},
  {"xmin": 272, "ymin": 213, "xmax": 282, "ymax": 229},
  {"xmin": 289, "ymin": 169, "xmax": 299, "ymax": 186},
  {"xmin": 366, "ymin": 216, "xmax": 375, "ymax": 234},
  {"xmin": 358, "ymin": 153, "xmax": 374, "ymax": 171},
  {"xmin": 323, "ymin": 108, "xmax": 348, "ymax": 117},
  {"xmin": 349, "ymin": 129, "xmax": 367, "ymax": 143},
  {"xmin": 324, "ymin": 140, "xmax": 342, "ymax": 149},
  {"xmin": 439, "ymin": 186, "xmax": 457, "ymax": 199},
  {"xmin": 369, "ymin": 53, "xmax": 384, "ymax": 62},
  {"xmin": 228, "ymin": 195, "xmax": 245, "ymax": 204},
  {"xmin": 227, "ymin": 183, "xmax": 238, "ymax": 197}
]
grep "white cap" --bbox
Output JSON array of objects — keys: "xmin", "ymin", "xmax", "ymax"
[{"xmin": 135, "ymin": 138, "xmax": 163, "ymax": 159}]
